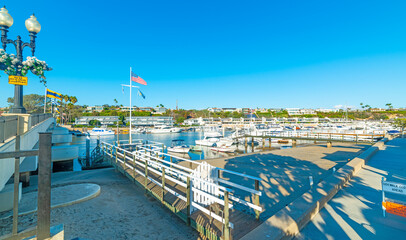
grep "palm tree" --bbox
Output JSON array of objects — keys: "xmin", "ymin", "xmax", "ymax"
[
  {"xmin": 70, "ymin": 96, "xmax": 77, "ymax": 105},
  {"xmin": 68, "ymin": 96, "xmax": 78, "ymax": 123},
  {"xmin": 385, "ymin": 103, "xmax": 393, "ymax": 110},
  {"xmin": 364, "ymin": 105, "xmax": 371, "ymax": 112}
]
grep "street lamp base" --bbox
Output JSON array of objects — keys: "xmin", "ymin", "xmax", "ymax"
[{"xmin": 9, "ymin": 106, "xmax": 27, "ymax": 114}]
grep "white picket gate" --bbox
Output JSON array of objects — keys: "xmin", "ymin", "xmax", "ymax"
[{"xmin": 191, "ymin": 161, "xmax": 220, "ymax": 211}]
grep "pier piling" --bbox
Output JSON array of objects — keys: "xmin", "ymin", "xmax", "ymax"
[{"xmin": 224, "ymin": 191, "xmax": 230, "ymax": 240}]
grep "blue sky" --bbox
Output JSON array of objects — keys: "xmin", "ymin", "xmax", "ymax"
[{"xmin": 1, "ymin": 0, "xmax": 405, "ymax": 109}]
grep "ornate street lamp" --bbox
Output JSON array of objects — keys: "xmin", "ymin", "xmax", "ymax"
[{"xmin": 0, "ymin": 6, "xmax": 41, "ymax": 113}]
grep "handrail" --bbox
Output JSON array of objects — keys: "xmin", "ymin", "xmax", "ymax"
[
  {"xmin": 113, "ymin": 145, "xmax": 233, "ymax": 193},
  {"xmin": 107, "ymin": 144, "xmax": 236, "ymax": 229},
  {"xmin": 106, "ymin": 141, "xmax": 264, "ymax": 194}
]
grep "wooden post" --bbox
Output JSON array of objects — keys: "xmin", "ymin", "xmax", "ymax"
[
  {"xmin": 110, "ymin": 146, "xmax": 113, "ymax": 165},
  {"xmin": 115, "ymin": 147, "xmax": 118, "ymax": 164},
  {"xmin": 116, "ymin": 124, "xmax": 120, "ymax": 146},
  {"xmin": 186, "ymin": 176, "xmax": 191, "ymax": 226},
  {"xmin": 162, "ymin": 167, "xmax": 165, "ymax": 203},
  {"xmin": 292, "ymin": 139, "xmax": 297, "ymax": 148},
  {"xmin": 269, "ymin": 138, "xmax": 271, "ymax": 148},
  {"xmin": 262, "ymin": 138, "xmax": 265, "ymax": 150},
  {"xmin": 123, "ymin": 151, "xmax": 126, "ymax": 170},
  {"xmin": 12, "ymin": 134, "xmax": 20, "ymax": 235},
  {"xmin": 255, "ymin": 179, "xmax": 260, "ymax": 220},
  {"xmin": 85, "ymin": 136, "xmax": 90, "ymax": 166},
  {"xmin": 37, "ymin": 132, "xmax": 52, "ymax": 240},
  {"xmin": 251, "ymin": 137, "xmax": 254, "ymax": 150},
  {"xmin": 133, "ymin": 155, "xmax": 136, "ymax": 178},
  {"xmin": 144, "ymin": 158, "xmax": 148, "ymax": 192},
  {"xmin": 224, "ymin": 191, "xmax": 230, "ymax": 240}
]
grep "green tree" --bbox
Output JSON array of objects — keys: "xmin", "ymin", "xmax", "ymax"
[
  {"xmin": 385, "ymin": 103, "xmax": 393, "ymax": 110},
  {"xmin": 89, "ymin": 120, "xmax": 101, "ymax": 126},
  {"xmin": 393, "ymin": 118, "xmax": 406, "ymax": 135},
  {"xmin": 7, "ymin": 94, "xmax": 45, "ymax": 113},
  {"xmin": 176, "ymin": 116, "xmax": 185, "ymax": 124}
]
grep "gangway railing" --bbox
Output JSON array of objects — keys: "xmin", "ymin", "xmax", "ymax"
[
  {"xmin": 233, "ymin": 130, "xmax": 385, "ymax": 143},
  {"xmin": 100, "ymin": 140, "xmax": 263, "ymax": 239}
]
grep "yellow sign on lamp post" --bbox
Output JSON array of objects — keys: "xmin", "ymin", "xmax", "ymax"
[{"xmin": 8, "ymin": 75, "xmax": 28, "ymax": 85}]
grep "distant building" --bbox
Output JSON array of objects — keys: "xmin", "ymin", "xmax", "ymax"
[
  {"xmin": 125, "ymin": 116, "xmax": 174, "ymax": 126},
  {"xmin": 138, "ymin": 107, "xmax": 154, "ymax": 112},
  {"xmin": 370, "ymin": 108, "xmax": 385, "ymax": 112},
  {"xmin": 256, "ymin": 108, "xmax": 268, "ymax": 113},
  {"xmin": 208, "ymin": 107, "xmax": 222, "ymax": 113},
  {"xmin": 222, "ymin": 108, "xmax": 238, "ymax": 112},
  {"xmin": 241, "ymin": 108, "xmax": 251, "ymax": 114},
  {"xmin": 286, "ymin": 108, "xmax": 316, "ymax": 116},
  {"xmin": 75, "ymin": 116, "xmax": 119, "ymax": 125},
  {"xmin": 300, "ymin": 109, "xmax": 316, "ymax": 115},
  {"xmin": 120, "ymin": 106, "xmax": 138, "ymax": 112},
  {"xmin": 286, "ymin": 108, "xmax": 301, "ymax": 115},
  {"xmin": 316, "ymin": 108, "xmax": 337, "ymax": 113},
  {"xmin": 85, "ymin": 106, "xmax": 103, "ymax": 113},
  {"xmin": 153, "ymin": 107, "xmax": 167, "ymax": 114}
]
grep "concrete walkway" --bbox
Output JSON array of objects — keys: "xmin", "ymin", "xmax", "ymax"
[
  {"xmin": 0, "ymin": 168, "xmax": 199, "ymax": 240},
  {"xmin": 0, "ymin": 183, "xmax": 100, "ymax": 219},
  {"xmin": 296, "ymin": 137, "xmax": 406, "ymax": 239}
]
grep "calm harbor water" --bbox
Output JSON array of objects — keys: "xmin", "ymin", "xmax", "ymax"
[{"xmin": 70, "ymin": 131, "xmax": 292, "ymax": 162}]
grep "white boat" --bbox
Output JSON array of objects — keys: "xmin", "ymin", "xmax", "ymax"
[
  {"xmin": 195, "ymin": 136, "xmax": 220, "ymax": 146},
  {"xmin": 131, "ymin": 127, "xmax": 147, "ymax": 134},
  {"xmin": 150, "ymin": 125, "xmax": 183, "ymax": 134},
  {"xmin": 167, "ymin": 140, "xmax": 190, "ymax": 153},
  {"xmin": 210, "ymin": 146, "xmax": 236, "ymax": 153},
  {"xmin": 88, "ymin": 127, "xmax": 115, "ymax": 136}
]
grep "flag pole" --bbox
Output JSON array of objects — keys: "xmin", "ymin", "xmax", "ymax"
[
  {"xmin": 44, "ymin": 87, "xmax": 47, "ymax": 113},
  {"xmin": 129, "ymin": 67, "xmax": 132, "ymax": 144}
]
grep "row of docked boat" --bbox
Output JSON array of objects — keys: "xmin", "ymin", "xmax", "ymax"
[{"xmin": 85, "ymin": 125, "xmax": 183, "ymax": 136}]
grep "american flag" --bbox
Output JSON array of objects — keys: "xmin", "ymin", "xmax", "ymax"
[{"xmin": 131, "ymin": 71, "xmax": 147, "ymax": 85}]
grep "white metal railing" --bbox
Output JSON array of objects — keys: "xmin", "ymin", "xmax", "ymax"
[
  {"xmin": 234, "ymin": 130, "xmax": 384, "ymax": 142},
  {"xmin": 101, "ymin": 140, "xmax": 263, "ymax": 233}
]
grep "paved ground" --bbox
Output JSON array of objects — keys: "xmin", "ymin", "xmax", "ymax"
[
  {"xmin": 296, "ymin": 137, "xmax": 406, "ymax": 240},
  {"xmin": 188, "ymin": 143, "xmax": 369, "ymax": 219},
  {"xmin": 0, "ymin": 183, "xmax": 100, "ymax": 219},
  {"xmin": 0, "ymin": 168, "xmax": 199, "ymax": 240}
]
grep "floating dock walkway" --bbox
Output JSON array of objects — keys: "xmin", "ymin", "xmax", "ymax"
[
  {"xmin": 234, "ymin": 132, "xmax": 384, "ymax": 148},
  {"xmin": 100, "ymin": 140, "xmax": 263, "ymax": 240}
]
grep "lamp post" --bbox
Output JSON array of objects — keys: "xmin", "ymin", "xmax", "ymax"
[{"xmin": 0, "ymin": 6, "xmax": 41, "ymax": 113}]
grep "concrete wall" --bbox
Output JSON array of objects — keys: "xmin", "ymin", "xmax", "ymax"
[{"xmin": 0, "ymin": 118, "xmax": 55, "ymax": 191}]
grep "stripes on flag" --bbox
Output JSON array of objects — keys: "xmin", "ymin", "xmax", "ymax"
[
  {"xmin": 138, "ymin": 89, "xmax": 145, "ymax": 99},
  {"xmin": 131, "ymin": 71, "xmax": 147, "ymax": 85},
  {"xmin": 46, "ymin": 89, "xmax": 62, "ymax": 100}
]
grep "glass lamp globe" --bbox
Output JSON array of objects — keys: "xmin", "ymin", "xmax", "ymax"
[
  {"xmin": 25, "ymin": 14, "xmax": 41, "ymax": 33},
  {"xmin": 0, "ymin": 7, "xmax": 13, "ymax": 27}
]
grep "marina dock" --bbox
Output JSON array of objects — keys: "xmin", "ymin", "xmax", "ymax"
[{"xmin": 101, "ymin": 140, "xmax": 263, "ymax": 240}]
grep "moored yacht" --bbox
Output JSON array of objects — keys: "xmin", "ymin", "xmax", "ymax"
[
  {"xmin": 88, "ymin": 127, "xmax": 115, "ymax": 136},
  {"xmin": 150, "ymin": 125, "xmax": 183, "ymax": 134}
]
